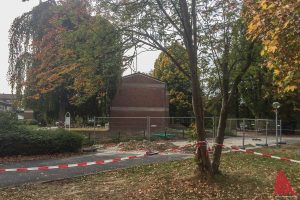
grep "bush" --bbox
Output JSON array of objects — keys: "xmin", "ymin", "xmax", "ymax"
[
  {"xmin": 0, "ymin": 112, "xmax": 18, "ymax": 130},
  {"xmin": 0, "ymin": 112, "xmax": 84, "ymax": 156},
  {"xmin": 0, "ymin": 129, "xmax": 84, "ymax": 156},
  {"xmin": 23, "ymin": 119, "xmax": 39, "ymax": 126},
  {"xmin": 74, "ymin": 115, "xmax": 84, "ymax": 128}
]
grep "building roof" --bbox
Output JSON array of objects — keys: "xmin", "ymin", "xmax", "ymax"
[
  {"xmin": 0, "ymin": 100, "xmax": 12, "ymax": 106},
  {"xmin": 122, "ymin": 72, "xmax": 165, "ymax": 84},
  {"xmin": 0, "ymin": 94, "xmax": 15, "ymax": 101}
]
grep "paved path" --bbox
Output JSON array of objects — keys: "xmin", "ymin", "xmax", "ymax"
[
  {"xmin": 172, "ymin": 136, "xmax": 300, "ymax": 148},
  {"xmin": 1, "ymin": 135, "xmax": 299, "ymax": 188},
  {"xmin": 0, "ymin": 151, "xmax": 192, "ymax": 188}
]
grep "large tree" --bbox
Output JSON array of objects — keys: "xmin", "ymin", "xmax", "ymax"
[
  {"xmin": 244, "ymin": 0, "xmax": 300, "ymax": 93},
  {"xmin": 97, "ymin": 0, "xmax": 215, "ymax": 176},
  {"xmin": 9, "ymin": 0, "xmax": 123, "ymax": 121},
  {"xmin": 97, "ymin": 0, "xmax": 257, "ymax": 176},
  {"xmin": 243, "ymin": 0, "xmax": 300, "ymax": 128},
  {"xmin": 153, "ymin": 43, "xmax": 192, "ymax": 117},
  {"xmin": 239, "ymin": 65, "xmax": 275, "ymax": 118},
  {"xmin": 197, "ymin": 0, "xmax": 259, "ymax": 173}
]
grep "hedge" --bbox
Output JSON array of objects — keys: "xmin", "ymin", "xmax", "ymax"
[
  {"xmin": 0, "ymin": 112, "xmax": 17, "ymax": 130},
  {"xmin": 0, "ymin": 112, "xmax": 83, "ymax": 156},
  {"xmin": 0, "ymin": 129, "xmax": 84, "ymax": 156}
]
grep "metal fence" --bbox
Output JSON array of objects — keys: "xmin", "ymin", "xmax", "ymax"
[
  {"xmin": 226, "ymin": 118, "xmax": 280, "ymax": 136},
  {"xmin": 78, "ymin": 117, "xmax": 284, "ymax": 145},
  {"xmin": 225, "ymin": 118, "xmax": 283, "ymax": 148}
]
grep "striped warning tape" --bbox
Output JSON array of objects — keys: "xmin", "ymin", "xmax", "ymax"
[
  {"xmin": 1, "ymin": 142, "xmax": 299, "ymax": 172},
  {"xmin": 195, "ymin": 141, "xmax": 300, "ymax": 164},
  {"xmin": 0, "ymin": 154, "xmax": 148, "ymax": 173},
  {"xmin": 230, "ymin": 146, "xmax": 300, "ymax": 164}
]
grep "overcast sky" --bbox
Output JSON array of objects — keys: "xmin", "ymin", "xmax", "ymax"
[{"xmin": 0, "ymin": 0, "xmax": 159, "ymax": 94}]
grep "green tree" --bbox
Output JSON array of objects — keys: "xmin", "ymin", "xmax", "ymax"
[
  {"xmin": 239, "ymin": 65, "xmax": 275, "ymax": 119},
  {"xmin": 244, "ymin": 0, "xmax": 300, "ymax": 93},
  {"xmin": 97, "ymin": 0, "xmax": 260, "ymax": 176},
  {"xmin": 98, "ymin": 0, "xmax": 213, "ymax": 176},
  {"xmin": 153, "ymin": 43, "xmax": 192, "ymax": 117},
  {"xmin": 201, "ymin": 0, "xmax": 259, "ymax": 173},
  {"xmin": 243, "ymin": 0, "xmax": 300, "ymax": 128},
  {"xmin": 9, "ymin": 0, "xmax": 123, "ymax": 121}
]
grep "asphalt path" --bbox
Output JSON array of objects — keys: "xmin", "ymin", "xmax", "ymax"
[{"xmin": 0, "ymin": 151, "xmax": 192, "ymax": 188}]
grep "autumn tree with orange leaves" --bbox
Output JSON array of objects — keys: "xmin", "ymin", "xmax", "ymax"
[
  {"xmin": 9, "ymin": 0, "xmax": 122, "ymax": 121},
  {"xmin": 244, "ymin": 0, "xmax": 300, "ymax": 93}
]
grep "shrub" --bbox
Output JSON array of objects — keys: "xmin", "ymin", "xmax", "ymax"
[
  {"xmin": 23, "ymin": 119, "xmax": 39, "ymax": 126},
  {"xmin": 0, "ymin": 112, "xmax": 18, "ymax": 130},
  {"xmin": 0, "ymin": 128, "xmax": 84, "ymax": 156},
  {"xmin": 0, "ymin": 112, "xmax": 84, "ymax": 156},
  {"xmin": 74, "ymin": 115, "xmax": 84, "ymax": 128}
]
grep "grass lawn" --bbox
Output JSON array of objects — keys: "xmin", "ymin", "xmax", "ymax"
[{"xmin": 1, "ymin": 144, "xmax": 299, "ymax": 199}]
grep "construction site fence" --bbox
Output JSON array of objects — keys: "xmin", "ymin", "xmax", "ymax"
[{"xmin": 74, "ymin": 117, "xmax": 288, "ymax": 144}]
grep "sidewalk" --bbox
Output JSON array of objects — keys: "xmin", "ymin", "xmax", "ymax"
[{"xmin": 171, "ymin": 135, "xmax": 300, "ymax": 148}]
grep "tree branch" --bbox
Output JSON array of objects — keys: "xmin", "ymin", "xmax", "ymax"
[
  {"xmin": 124, "ymin": 29, "xmax": 191, "ymax": 78},
  {"xmin": 155, "ymin": 0, "xmax": 183, "ymax": 36},
  {"xmin": 228, "ymin": 42, "xmax": 255, "ymax": 104}
]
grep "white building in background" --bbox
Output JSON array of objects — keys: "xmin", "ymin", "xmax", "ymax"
[
  {"xmin": 0, "ymin": 94, "xmax": 14, "ymax": 112},
  {"xmin": 0, "ymin": 93, "xmax": 34, "ymax": 120}
]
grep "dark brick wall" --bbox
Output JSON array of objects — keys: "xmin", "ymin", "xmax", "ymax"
[
  {"xmin": 112, "ymin": 86, "xmax": 167, "ymax": 107},
  {"xmin": 23, "ymin": 111, "xmax": 34, "ymax": 120},
  {"xmin": 110, "ymin": 73, "xmax": 169, "ymax": 131}
]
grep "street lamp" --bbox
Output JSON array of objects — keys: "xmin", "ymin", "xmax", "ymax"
[{"xmin": 272, "ymin": 102, "xmax": 280, "ymax": 146}]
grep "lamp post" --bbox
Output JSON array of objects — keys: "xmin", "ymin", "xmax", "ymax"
[{"xmin": 272, "ymin": 102, "xmax": 280, "ymax": 147}]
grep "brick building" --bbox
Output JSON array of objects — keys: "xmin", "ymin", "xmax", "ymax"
[{"xmin": 110, "ymin": 72, "xmax": 169, "ymax": 131}]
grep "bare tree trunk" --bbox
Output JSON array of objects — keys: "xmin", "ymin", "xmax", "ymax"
[
  {"xmin": 190, "ymin": 60, "xmax": 213, "ymax": 176},
  {"xmin": 211, "ymin": 42, "xmax": 254, "ymax": 174},
  {"xmin": 212, "ymin": 100, "xmax": 229, "ymax": 174},
  {"xmin": 211, "ymin": 43, "xmax": 230, "ymax": 174},
  {"xmin": 178, "ymin": 0, "xmax": 213, "ymax": 176},
  {"xmin": 58, "ymin": 93, "xmax": 66, "ymax": 121},
  {"xmin": 234, "ymin": 86, "xmax": 240, "ymax": 119}
]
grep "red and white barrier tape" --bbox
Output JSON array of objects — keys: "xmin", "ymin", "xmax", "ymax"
[
  {"xmin": 231, "ymin": 146, "xmax": 300, "ymax": 164},
  {"xmin": 194, "ymin": 140, "xmax": 300, "ymax": 164},
  {"xmin": 1, "ymin": 142, "xmax": 299, "ymax": 173},
  {"xmin": 0, "ymin": 154, "xmax": 148, "ymax": 173}
]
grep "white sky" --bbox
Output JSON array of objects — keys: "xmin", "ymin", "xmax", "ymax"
[{"xmin": 0, "ymin": 0, "xmax": 159, "ymax": 94}]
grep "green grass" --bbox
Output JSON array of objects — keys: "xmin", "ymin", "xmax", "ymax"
[
  {"xmin": 255, "ymin": 143, "xmax": 300, "ymax": 160},
  {"xmin": 0, "ymin": 143, "xmax": 299, "ymax": 199}
]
